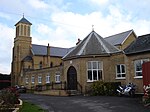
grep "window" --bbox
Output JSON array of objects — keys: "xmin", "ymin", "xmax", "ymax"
[
  {"xmin": 25, "ymin": 77, "xmax": 29, "ymax": 84},
  {"xmin": 16, "ymin": 26, "xmax": 19, "ymax": 36},
  {"xmin": 31, "ymin": 76, "xmax": 35, "ymax": 84},
  {"xmin": 50, "ymin": 62, "xmax": 53, "ymax": 67},
  {"xmin": 87, "ymin": 61, "xmax": 103, "ymax": 82},
  {"xmin": 55, "ymin": 73, "xmax": 60, "ymax": 83},
  {"xmin": 28, "ymin": 26, "xmax": 30, "ymax": 36},
  {"xmin": 39, "ymin": 61, "xmax": 42, "ymax": 69},
  {"xmin": 134, "ymin": 59, "xmax": 149, "ymax": 78},
  {"xmin": 46, "ymin": 74, "xmax": 50, "ymax": 83},
  {"xmin": 116, "ymin": 64, "xmax": 126, "ymax": 79},
  {"xmin": 38, "ymin": 76, "xmax": 42, "ymax": 84},
  {"xmin": 24, "ymin": 25, "xmax": 26, "ymax": 36},
  {"xmin": 21, "ymin": 25, "xmax": 23, "ymax": 35},
  {"xmin": 28, "ymin": 65, "xmax": 30, "ymax": 69}
]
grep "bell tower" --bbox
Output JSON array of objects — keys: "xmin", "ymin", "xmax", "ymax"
[{"xmin": 11, "ymin": 16, "xmax": 32, "ymax": 86}]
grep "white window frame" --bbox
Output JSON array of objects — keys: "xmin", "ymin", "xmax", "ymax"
[
  {"xmin": 25, "ymin": 77, "xmax": 29, "ymax": 84},
  {"xmin": 134, "ymin": 59, "xmax": 149, "ymax": 78},
  {"xmin": 31, "ymin": 76, "xmax": 35, "ymax": 84},
  {"xmin": 87, "ymin": 61, "xmax": 103, "ymax": 82},
  {"xmin": 116, "ymin": 64, "xmax": 126, "ymax": 79},
  {"xmin": 38, "ymin": 76, "xmax": 42, "ymax": 84},
  {"xmin": 55, "ymin": 73, "xmax": 60, "ymax": 83},
  {"xmin": 46, "ymin": 74, "xmax": 50, "ymax": 83}
]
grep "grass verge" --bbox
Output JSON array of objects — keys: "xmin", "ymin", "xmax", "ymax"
[{"xmin": 20, "ymin": 101, "xmax": 47, "ymax": 112}]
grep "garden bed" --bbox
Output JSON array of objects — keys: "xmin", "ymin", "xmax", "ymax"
[
  {"xmin": 0, "ymin": 99, "xmax": 22, "ymax": 112},
  {"xmin": 0, "ymin": 87, "xmax": 23, "ymax": 112}
]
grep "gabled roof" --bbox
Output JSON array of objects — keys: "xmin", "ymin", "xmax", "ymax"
[
  {"xmin": 124, "ymin": 34, "xmax": 150, "ymax": 55},
  {"xmin": 15, "ymin": 17, "xmax": 32, "ymax": 26},
  {"xmin": 22, "ymin": 56, "xmax": 33, "ymax": 62},
  {"xmin": 104, "ymin": 30, "xmax": 134, "ymax": 46},
  {"xmin": 63, "ymin": 31, "xmax": 121, "ymax": 59},
  {"xmin": 31, "ymin": 44, "xmax": 71, "ymax": 57}
]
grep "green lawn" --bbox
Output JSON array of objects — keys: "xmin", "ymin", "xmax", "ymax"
[{"xmin": 21, "ymin": 101, "xmax": 47, "ymax": 112}]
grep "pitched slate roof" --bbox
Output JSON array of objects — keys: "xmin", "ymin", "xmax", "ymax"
[
  {"xmin": 124, "ymin": 34, "xmax": 150, "ymax": 55},
  {"xmin": 104, "ymin": 30, "xmax": 133, "ymax": 46},
  {"xmin": 15, "ymin": 17, "xmax": 32, "ymax": 26},
  {"xmin": 63, "ymin": 31, "xmax": 121, "ymax": 59},
  {"xmin": 22, "ymin": 56, "xmax": 33, "ymax": 62},
  {"xmin": 31, "ymin": 44, "xmax": 71, "ymax": 57}
]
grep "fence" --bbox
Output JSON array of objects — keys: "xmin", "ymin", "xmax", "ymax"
[{"xmin": 35, "ymin": 81, "xmax": 67, "ymax": 91}]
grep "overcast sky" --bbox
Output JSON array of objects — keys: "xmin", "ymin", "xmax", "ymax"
[{"xmin": 0, "ymin": 0, "xmax": 150, "ymax": 74}]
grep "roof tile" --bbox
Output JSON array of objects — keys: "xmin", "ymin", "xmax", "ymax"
[
  {"xmin": 124, "ymin": 34, "xmax": 150, "ymax": 55},
  {"xmin": 31, "ymin": 44, "xmax": 71, "ymax": 57},
  {"xmin": 105, "ymin": 30, "xmax": 133, "ymax": 46},
  {"xmin": 15, "ymin": 17, "xmax": 32, "ymax": 26},
  {"xmin": 63, "ymin": 31, "xmax": 121, "ymax": 59}
]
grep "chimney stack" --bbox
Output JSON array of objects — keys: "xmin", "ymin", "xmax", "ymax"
[{"xmin": 76, "ymin": 38, "xmax": 81, "ymax": 45}]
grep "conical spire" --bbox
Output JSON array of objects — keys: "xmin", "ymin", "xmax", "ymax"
[{"xmin": 15, "ymin": 16, "xmax": 32, "ymax": 26}]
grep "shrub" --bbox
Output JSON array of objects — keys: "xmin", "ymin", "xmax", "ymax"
[
  {"xmin": 87, "ymin": 81, "xmax": 121, "ymax": 96},
  {"xmin": 104, "ymin": 82, "xmax": 121, "ymax": 95},
  {"xmin": 143, "ymin": 85, "xmax": 150, "ymax": 105},
  {"xmin": 91, "ymin": 81, "xmax": 105, "ymax": 96},
  {"xmin": 0, "ymin": 87, "xmax": 20, "ymax": 105}
]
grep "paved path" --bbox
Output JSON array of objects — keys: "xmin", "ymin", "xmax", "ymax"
[{"xmin": 20, "ymin": 94, "xmax": 150, "ymax": 112}]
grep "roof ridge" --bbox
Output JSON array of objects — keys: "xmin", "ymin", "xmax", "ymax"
[
  {"xmin": 94, "ymin": 33, "xmax": 110, "ymax": 53},
  {"xmin": 63, "ymin": 30, "xmax": 121, "ymax": 59},
  {"xmin": 105, "ymin": 29, "xmax": 133, "ymax": 39},
  {"xmin": 138, "ymin": 33, "xmax": 150, "ymax": 38},
  {"xmin": 77, "ymin": 31, "xmax": 93, "ymax": 55},
  {"xmin": 32, "ymin": 44, "xmax": 70, "ymax": 49},
  {"xmin": 95, "ymin": 32, "xmax": 121, "ymax": 53}
]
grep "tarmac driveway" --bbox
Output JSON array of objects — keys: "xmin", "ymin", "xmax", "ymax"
[{"xmin": 20, "ymin": 94, "xmax": 150, "ymax": 112}]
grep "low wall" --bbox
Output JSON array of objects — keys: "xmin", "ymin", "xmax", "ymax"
[{"xmin": 34, "ymin": 90, "xmax": 68, "ymax": 96}]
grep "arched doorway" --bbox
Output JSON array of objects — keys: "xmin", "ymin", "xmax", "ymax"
[{"xmin": 67, "ymin": 66, "xmax": 77, "ymax": 90}]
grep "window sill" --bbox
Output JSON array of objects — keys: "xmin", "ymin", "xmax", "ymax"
[
  {"xmin": 87, "ymin": 80, "xmax": 93, "ymax": 83},
  {"xmin": 87, "ymin": 80, "xmax": 101, "ymax": 83},
  {"xmin": 134, "ymin": 76, "xmax": 143, "ymax": 79},
  {"xmin": 115, "ymin": 77, "xmax": 126, "ymax": 80}
]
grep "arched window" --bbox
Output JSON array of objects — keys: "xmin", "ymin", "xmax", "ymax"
[
  {"xmin": 50, "ymin": 62, "xmax": 53, "ymax": 67},
  {"xmin": 21, "ymin": 25, "xmax": 23, "ymax": 35},
  {"xmin": 28, "ymin": 65, "xmax": 30, "ymax": 70},
  {"xmin": 39, "ymin": 61, "xmax": 42, "ymax": 69},
  {"xmin": 28, "ymin": 26, "xmax": 30, "ymax": 36},
  {"xmin": 24, "ymin": 25, "xmax": 26, "ymax": 36},
  {"xmin": 16, "ymin": 26, "xmax": 18, "ymax": 36}
]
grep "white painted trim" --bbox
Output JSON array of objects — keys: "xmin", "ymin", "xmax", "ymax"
[
  {"xmin": 121, "ymin": 30, "xmax": 132, "ymax": 45},
  {"xmin": 46, "ymin": 74, "xmax": 50, "ymax": 83},
  {"xmin": 31, "ymin": 76, "xmax": 35, "ymax": 84},
  {"xmin": 38, "ymin": 75, "xmax": 42, "ymax": 84},
  {"xmin": 116, "ymin": 64, "xmax": 126, "ymax": 78},
  {"xmin": 134, "ymin": 76, "xmax": 143, "ymax": 79},
  {"xmin": 86, "ymin": 61, "xmax": 103, "ymax": 82},
  {"xmin": 94, "ymin": 33, "xmax": 110, "ymax": 53},
  {"xmin": 77, "ymin": 32, "xmax": 93, "ymax": 55},
  {"xmin": 55, "ymin": 74, "xmax": 60, "ymax": 83},
  {"xmin": 115, "ymin": 77, "xmax": 126, "ymax": 80}
]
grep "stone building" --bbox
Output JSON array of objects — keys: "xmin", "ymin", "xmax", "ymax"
[
  {"xmin": 11, "ymin": 17, "xmax": 150, "ymax": 94},
  {"xmin": 11, "ymin": 17, "xmax": 70, "ymax": 87}
]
